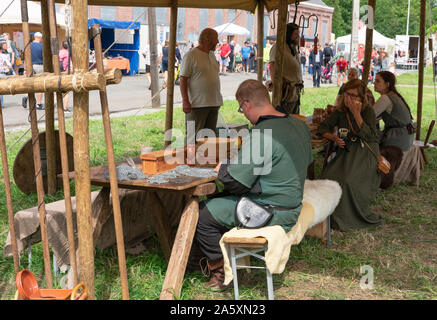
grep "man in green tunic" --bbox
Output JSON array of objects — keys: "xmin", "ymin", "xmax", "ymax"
[{"xmin": 191, "ymin": 79, "xmax": 313, "ymax": 290}]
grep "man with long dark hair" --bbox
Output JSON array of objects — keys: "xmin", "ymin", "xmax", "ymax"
[{"xmin": 268, "ymin": 23, "xmax": 303, "ymax": 114}]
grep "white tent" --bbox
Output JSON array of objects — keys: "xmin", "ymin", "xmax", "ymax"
[
  {"xmin": 0, "ymin": 0, "xmax": 65, "ymax": 27},
  {"xmin": 213, "ymin": 23, "xmax": 250, "ymax": 37},
  {"xmin": 336, "ymin": 26, "xmax": 395, "ymax": 48}
]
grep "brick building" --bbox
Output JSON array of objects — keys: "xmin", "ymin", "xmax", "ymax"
[{"xmin": 85, "ymin": 0, "xmax": 333, "ymax": 46}]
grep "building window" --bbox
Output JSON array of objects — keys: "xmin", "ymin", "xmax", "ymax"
[
  {"xmin": 100, "ymin": 6, "xmax": 116, "ymax": 20},
  {"xmin": 215, "ymin": 9, "xmax": 223, "ymax": 26},
  {"xmin": 177, "ymin": 8, "xmax": 185, "ymax": 41},
  {"xmin": 199, "ymin": 9, "xmax": 208, "ymax": 31},
  {"xmin": 228, "ymin": 9, "xmax": 236, "ymax": 24},
  {"xmin": 156, "ymin": 8, "xmax": 167, "ymax": 25},
  {"xmin": 246, "ymin": 13, "xmax": 254, "ymax": 40},
  {"xmin": 133, "ymin": 7, "xmax": 147, "ymax": 24},
  {"xmin": 321, "ymin": 21, "xmax": 327, "ymax": 45}
]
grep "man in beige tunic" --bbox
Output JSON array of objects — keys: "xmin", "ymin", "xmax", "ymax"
[{"xmin": 180, "ymin": 28, "xmax": 223, "ymax": 149}]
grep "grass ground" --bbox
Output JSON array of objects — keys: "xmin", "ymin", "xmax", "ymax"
[
  {"xmin": 396, "ymin": 67, "xmax": 437, "ymax": 87},
  {"xmin": 0, "ymin": 86, "xmax": 436, "ymax": 300}
]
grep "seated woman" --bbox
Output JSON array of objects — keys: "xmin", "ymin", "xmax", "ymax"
[
  {"xmin": 318, "ymin": 79, "xmax": 384, "ymax": 231},
  {"xmin": 334, "ymin": 68, "xmax": 375, "ymax": 107},
  {"xmin": 373, "ymin": 71, "xmax": 414, "ymax": 152}
]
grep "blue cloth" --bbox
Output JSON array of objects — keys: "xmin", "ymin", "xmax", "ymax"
[
  {"xmin": 241, "ymin": 46, "xmax": 251, "ymax": 59},
  {"xmin": 312, "ymin": 64, "xmax": 322, "ymax": 87},
  {"xmin": 30, "ymin": 42, "xmax": 43, "ymax": 65}
]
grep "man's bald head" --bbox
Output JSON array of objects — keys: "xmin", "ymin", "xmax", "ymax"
[{"xmin": 199, "ymin": 28, "xmax": 218, "ymax": 45}]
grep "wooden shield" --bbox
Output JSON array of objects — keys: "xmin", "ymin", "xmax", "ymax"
[{"xmin": 13, "ymin": 130, "xmax": 74, "ymax": 194}]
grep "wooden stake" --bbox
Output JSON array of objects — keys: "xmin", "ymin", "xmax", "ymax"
[
  {"xmin": 272, "ymin": 0, "xmax": 288, "ymax": 107},
  {"xmin": 257, "ymin": 1, "xmax": 265, "ymax": 82},
  {"xmin": 160, "ymin": 198, "xmax": 199, "ymax": 300},
  {"xmin": 92, "ymin": 24, "xmax": 130, "ymax": 300},
  {"xmin": 41, "ymin": 0, "xmax": 57, "ymax": 196},
  {"xmin": 0, "ymin": 104, "xmax": 19, "ymax": 274},
  {"xmin": 20, "ymin": 0, "xmax": 53, "ymax": 289},
  {"xmin": 361, "ymin": 0, "xmax": 375, "ymax": 85},
  {"xmin": 71, "ymin": 0, "xmax": 95, "ymax": 300},
  {"xmin": 47, "ymin": 0, "xmax": 78, "ymax": 287},
  {"xmin": 416, "ymin": 0, "xmax": 426, "ymax": 140},
  {"xmin": 164, "ymin": 1, "xmax": 178, "ymax": 148},
  {"xmin": 148, "ymin": 8, "xmax": 161, "ymax": 107}
]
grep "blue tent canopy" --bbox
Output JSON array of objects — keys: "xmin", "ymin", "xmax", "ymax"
[{"xmin": 88, "ymin": 18, "xmax": 140, "ymax": 76}]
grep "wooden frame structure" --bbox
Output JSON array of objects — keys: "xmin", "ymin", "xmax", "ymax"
[{"xmin": 3, "ymin": 0, "xmax": 428, "ymax": 300}]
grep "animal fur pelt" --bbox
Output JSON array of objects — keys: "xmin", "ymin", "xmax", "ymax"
[
  {"xmin": 379, "ymin": 145, "xmax": 404, "ymax": 189},
  {"xmin": 303, "ymin": 179, "xmax": 342, "ymax": 229}
]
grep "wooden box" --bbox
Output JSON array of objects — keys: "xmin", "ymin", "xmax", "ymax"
[{"xmin": 140, "ymin": 147, "xmax": 186, "ymax": 176}]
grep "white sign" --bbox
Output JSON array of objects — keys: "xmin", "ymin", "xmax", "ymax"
[{"xmin": 114, "ymin": 29, "xmax": 134, "ymax": 44}]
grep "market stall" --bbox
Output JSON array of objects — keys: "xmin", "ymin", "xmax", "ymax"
[{"xmin": 88, "ymin": 18, "xmax": 140, "ymax": 76}]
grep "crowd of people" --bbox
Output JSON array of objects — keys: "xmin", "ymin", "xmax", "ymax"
[{"xmin": 177, "ymin": 26, "xmax": 417, "ymax": 292}]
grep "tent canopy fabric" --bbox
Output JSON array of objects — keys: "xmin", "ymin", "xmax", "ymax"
[
  {"xmin": 0, "ymin": 0, "xmax": 65, "ymax": 27},
  {"xmin": 88, "ymin": 18, "xmax": 141, "ymax": 30},
  {"xmin": 34, "ymin": 0, "xmax": 306, "ymax": 13},
  {"xmin": 214, "ymin": 23, "xmax": 250, "ymax": 37},
  {"xmin": 88, "ymin": 19, "xmax": 140, "ymax": 76},
  {"xmin": 336, "ymin": 26, "xmax": 395, "ymax": 48}
]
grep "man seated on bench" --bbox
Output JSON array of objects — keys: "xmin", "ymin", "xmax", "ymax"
[{"xmin": 190, "ymin": 79, "xmax": 313, "ymax": 290}]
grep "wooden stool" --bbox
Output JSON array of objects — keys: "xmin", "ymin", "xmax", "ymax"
[
  {"xmin": 222, "ymin": 237, "xmax": 274, "ymax": 300},
  {"xmin": 414, "ymin": 120, "xmax": 435, "ymax": 164}
]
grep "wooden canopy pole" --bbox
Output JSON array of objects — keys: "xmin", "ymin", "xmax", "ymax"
[
  {"xmin": 416, "ymin": 0, "xmax": 426, "ymax": 140},
  {"xmin": 41, "ymin": 0, "xmax": 57, "ymax": 195},
  {"xmin": 164, "ymin": 0, "xmax": 178, "ymax": 147},
  {"xmin": 71, "ymin": 0, "xmax": 95, "ymax": 300},
  {"xmin": 257, "ymin": 1, "xmax": 265, "ymax": 82},
  {"xmin": 0, "ymin": 105, "xmax": 19, "ymax": 274},
  {"xmin": 148, "ymin": 8, "xmax": 160, "ymax": 107},
  {"xmin": 92, "ymin": 24, "xmax": 130, "ymax": 300},
  {"xmin": 361, "ymin": 0, "xmax": 375, "ymax": 85},
  {"xmin": 272, "ymin": 0, "xmax": 288, "ymax": 107},
  {"xmin": 20, "ymin": 0, "xmax": 53, "ymax": 288},
  {"xmin": 47, "ymin": 0, "xmax": 78, "ymax": 287}
]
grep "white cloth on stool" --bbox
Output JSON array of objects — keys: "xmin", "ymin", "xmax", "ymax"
[{"xmin": 220, "ymin": 179, "xmax": 342, "ymax": 285}]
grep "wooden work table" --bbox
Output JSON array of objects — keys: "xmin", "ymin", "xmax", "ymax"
[{"xmin": 62, "ymin": 157, "xmax": 217, "ymax": 300}]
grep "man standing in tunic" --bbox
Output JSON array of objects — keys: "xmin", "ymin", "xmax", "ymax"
[
  {"xmin": 268, "ymin": 23, "xmax": 303, "ymax": 114},
  {"xmin": 180, "ymin": 28, "xmax": 223, "ymax": 154},
  {"xmin": 189, "ymin": 79, "xmax": 313, "ymax": 290}
]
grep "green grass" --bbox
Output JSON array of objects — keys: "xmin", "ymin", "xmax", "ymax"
[
  {"xmin": 396, "ymin": 67, "xmax": 437, "ymax": 87},
  {"xmin": 0, "ymin": 86, "xmax": 436, "ymax": 300}
]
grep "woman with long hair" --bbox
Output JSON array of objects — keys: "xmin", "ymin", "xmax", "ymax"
[
  {"xmin": 373, "ymin": 71, "xmax": 414, "ymax": 152},
  {"xmin": 318, "ymin": 79, "xmax": 384, "ymax": 231}
]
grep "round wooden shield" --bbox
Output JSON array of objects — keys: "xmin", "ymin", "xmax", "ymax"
[{"xmin": 13, "ymin": 130, "xmax": 74, "ymax": 194}]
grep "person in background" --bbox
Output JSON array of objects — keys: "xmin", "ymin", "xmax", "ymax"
[
  {"xmin": 269, "ymin": 23, "xmax": 303, "ymax": 114},
  {"xmin": 179, "ymin": 28, "xmax": 222, "ymax": 149},
  {"xmin": 227, "ymin": 40, "xmax": 235, "ymax": 73},
  {"xmin": 59, "ymin": 40, "xmax": 71, "ymax": 112},
  {"xmin": 22, "ymin": 32, "xmax": 44, "ymax": 110},
  {"xmin": 0, "ymin": 35, "xmax": 13, "ymax": 107},
  {"xmin": 300, "ymin": 47, "xmax": 306, "ymax": 76},
  {"xmin": 336, "ymin": 55, "xmax": 348, "ymax": 87},
  {"xmin": 433, "ymin": 52, "xmax": 437, "ymax": 82},
  {"xmin": 161, "ymin": 40, "xmax": 170, "ymax": 84},
  {"xmin": 3, "ymin": 33, "xmax": 19, "ymax": 75},
  {"xmin": 334, "ymin": 68, "xmax": 375, "ymax": 107},
  {"xmin": 322, "ymin": 42, "xmax": 333, "ymax": 67},
  {"xmin": 262, "ymin": 41, "xmax": 272, "ymax": 80},
  {"xmin": 373, "ymin": 71, "xmax": 414, "ymax": 152},
  {"xmin": 241, "ymin": 41, "xmax": 251, "ymax": 73},
  {"xmin": 372, "ymin": 51, "xmax": 382, "ymax": 83},
  {"xmin": 141, "ymin": 40, "xmax": 162, "ymax": 90},
  {"xmin": 318, "ymin": 79, "xmax": 384, "ymax": 231},
  {"xmin": 309, "ymin": 44, "xmax": 323, "ymax": 88},
  {"xmin": 381, "ymin": 52, "xmax": 389, "ymax": 72},
  {"xmin": 250, "ymin": 41, "xmax": 257, "ymax": 72},
  {"xmin": 219, "ymin": 39, "xmax": 231, "ymax": 74}
]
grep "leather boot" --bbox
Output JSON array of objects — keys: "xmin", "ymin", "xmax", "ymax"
[{"xmin": 202, "ymin": 258, "xmax": 231, "ymax": 291}]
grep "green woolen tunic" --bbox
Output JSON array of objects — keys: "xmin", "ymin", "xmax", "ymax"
[
  {"xmin": 205, "ymin": 116, "xmax": 313, "ymax": 233},
  {"xmin": 318, "ymin": 107, "xmax": 384, "ymax": 231}
]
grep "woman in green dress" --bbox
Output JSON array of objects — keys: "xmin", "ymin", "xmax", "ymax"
[{"xmin": 318, "ymin": 79, "xmax": 384, "ymax": 231}]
